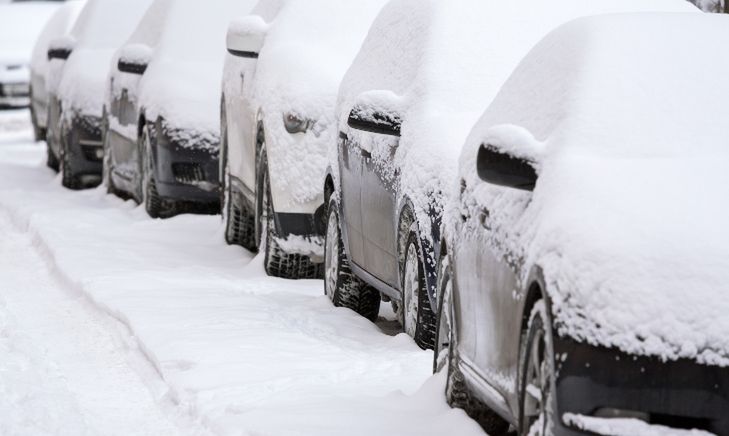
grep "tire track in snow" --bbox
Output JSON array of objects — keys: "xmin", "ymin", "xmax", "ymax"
[{"xmin": 0, "ymin": 212, "xmax": 208, "ymax": 436}]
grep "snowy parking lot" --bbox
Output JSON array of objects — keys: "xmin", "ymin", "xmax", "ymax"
[{"xmin": 0, "ymin": 108, "xmax": 484, "ymax": 435}]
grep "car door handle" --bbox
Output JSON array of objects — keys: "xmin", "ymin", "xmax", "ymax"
[{"xmin": 479, "ymin": 208, "xmax": 492, "ymax": 230}]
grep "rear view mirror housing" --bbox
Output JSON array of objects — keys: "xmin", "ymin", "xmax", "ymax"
[
  {"xmin": 117, "ymin": 44, "xmax": 152, "ymax": 75},
  {"xmin": 347, "ymin": 90, "xmax": 404, "ymax": 137},
  {"xmin": 47, "ymin": 36, "xmax": 75, "ymax": 61},
  {"xmin": 226, "ymin": 15, "xmax": 268, "ymax": 58},
  {"xmin": 477, "ymin": 145, "xmax": 538, "ymax": 191},
  {"xmin": 475, "ymin": 124, "xmax": 543, "ymax": 191}
]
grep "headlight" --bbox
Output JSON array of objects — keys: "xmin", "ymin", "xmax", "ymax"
[{"xmin": 283, "ymin": 112, "xmax": 311, "ymax": 134}]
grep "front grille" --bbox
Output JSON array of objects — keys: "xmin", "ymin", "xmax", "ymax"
[
  {"xmin": 0, "ymin": 83, "xmax": 30, "ymax": 98},
  {"xmin": 172, "ymin": 163, "xmax": 205, "ymax": 185}
]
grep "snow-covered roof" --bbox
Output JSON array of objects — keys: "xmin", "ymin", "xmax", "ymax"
[
  {"xmin": 337, "ymin": 0, "xmax": 698, "ymax": 232},
  {"xmin": 113, "ymin": 0, "xmax": 257, "ymax": 141},
  {"xmin": 241, "ymin": 0, "xmax": 390, "ymax": 208},
  {"xmin": 458, "ymin": 12, "xmax": 729, "ymax": 365},
  {"xmin": 30, "ymin": 1, "xmax": 85, "ymax": 77},
  {"xmin": 57, "ymin": 0, "xmax": 153, "ymax": 116}
]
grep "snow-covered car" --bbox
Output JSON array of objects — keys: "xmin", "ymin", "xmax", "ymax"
[
  {"xmin": 45, "ymin": 0, "xmax": 152, "ymax": 188},
  {"xmin": 438, "ymin": 12, "xmax": 728, "ymax": 436},
  {"xmin": 221, "ymin": 0, "xmax": 388, "ymax": 279},
  {"xmin": 29, "ymin": 0, "xmax": 85, "ymax": 141},
  {"xmin": 103, "ymin": 0, "xmax": 256, "ymax": 219},
  {"xmin": 0, "ymin": 1, "xmax": 59, "ymax": 108},
  {"xmin": 324, "ymin": 0, "xmax": 699, "ymax": 350}
]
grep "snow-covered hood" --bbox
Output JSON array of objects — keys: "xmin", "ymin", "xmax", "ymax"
[
  {"xmin": 458, "ymin": 12, "xmax": 728, "ymax": 365},
  {"xmin": 137, "ymin": 59, "xmax": 222, "ymax": 142},
  {"xmin": 58, "ymin": 48, "xmax": 114, "ymax": 118}
]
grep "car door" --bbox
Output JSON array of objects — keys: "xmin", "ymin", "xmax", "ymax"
[
  {"xmin": 360, "ymin": 133, "xmax": 400, "ymax": 288},
  {"xmin": 337, "ymin": 130, "xmax": 366, "ymax": 268}
]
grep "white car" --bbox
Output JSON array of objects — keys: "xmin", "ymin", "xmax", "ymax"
[
  {"xmin": 29, "ymin": 0, "xmax": 85, "ymax": 141},
  {"xmin": 103, "ymin": 0, "xmax": 256, "ymax": 218},
  {"xmin": 323, "ymin": 0, "xmax": 698, "ymax": 350},
  {"xmin": 443, "ymin": 11, "xmax": 728, "ymax": 436},
  {"xmin": 45, "ymin": 0, "xmax": 153, "ymax": 189},
  {"xmin": 221, "ymin": 0, "xmax": 388, "ymax": 279},
  {"xmin": 0, "ymin": 1, "xmax": 60, "ymax": 108}
]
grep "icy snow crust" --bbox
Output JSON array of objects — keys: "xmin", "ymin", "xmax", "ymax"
[
  {"xmin": 563, "ymin": 414, "xmax": 715, "ymax": 436},
  {"xmin": 336, "ymin": 0, "xmax": 698, "ymax": 243},
  {"xmin": 456, "ymin": 13, "xmax": 729, "ymax": 365},
  {"xmin": 241, "ymin": 0, "xmax": 389, "ymax": 209},
  {"xmin": 111, "ymin": 0, "xmax": 256, "ymax": 150},
  {"xmin": 56, "ymin": 0, "xmax": 154, "ymax": 118},
  {"xmin": 0, "ymin": 2, "xmax": 59, "ymax": 84}
]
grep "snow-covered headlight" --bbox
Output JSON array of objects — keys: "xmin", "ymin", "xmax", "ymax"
[{"xmin": 283, "ymin": 112, "xmax": 311, "ymax": 134}]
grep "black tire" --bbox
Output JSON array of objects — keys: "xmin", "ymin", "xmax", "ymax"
[
  {"xmin": 221, "ymin": 114, "xmax": 257, "ymax": 251},
  {"xmin": 141, "ymin": 127, "xmax": 177, "ymax": 219},
  {"xmin": 59, "ymin": 125, "xmax": 82, "ymax": 190},
  {"xmin": 433, "ymin": 249, "xmax": 452, "ymax": 373},
  {"xmin": 324, "ymin": 199, "xmax": 380, "ymax": 322},
  {"xmin": 401, "ymin": 230, "xmax": 437, "ymax": 350},
  {"xmin": 518, "ymin": 301, "xmax": 556, "ymax": 436},
  {"xmin": 46, "ymin": 141, "xmax": 59, "ymax": 172},
  {"xmin": 30, "ymin": 104, "xmax": 46, "ymax": 142},
  {"xmin": 259, "ymin": 150, "xmax": 324, "ymax": 280}
]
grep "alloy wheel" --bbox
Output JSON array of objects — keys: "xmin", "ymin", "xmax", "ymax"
[
  {"xmin": 522, "ymin": 307, "xmax": 554, "ymax": 436},
  {"xmin": 324, "ymin": 208, "xmax": 339, "ymax": 303},
  {"xmin": 402, "ymin": 242, "xmax": 420, "ymax": 337}
]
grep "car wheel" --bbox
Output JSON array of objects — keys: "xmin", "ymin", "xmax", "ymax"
[
  {"xmin": 258, "ymin": 149, "xmax": 324, "ymax": 280},
  {"xmin": 518, "ymin": 300, "xmax": 556, "ymax": 436},
  {"xmin": 59, "ymin": 123, "xmax": 82, "ymax": 190},
  {"xmin": 402, "ymin": 231, "xmax": 436, "ymax": 349},
  {"xmin": 30, "ymin": 104, "xmax": 46, "ymax": 142},
  {"xmin": 46, "ymin": 141, "xmax": 59, "ymax": 172},
  {"xmin": 140, "ymin": 127, "xmax": 176, "ymax": 219},
  {"xmin": 433, "ymin": 250, "xmax": 453, "ymax": 373},
  {"xmin": 102, "ymin": 120, "xmax": 121, "ymax": 197},
  {"xmin": 324, "ymin": 199, "xmax": 380, "ymax": 321},
  {"xmin": 222, "ymin": 142, "xmax": 258, "ymax": 251}
]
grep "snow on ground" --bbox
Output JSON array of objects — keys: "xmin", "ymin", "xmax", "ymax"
[{"xmin": 0, "ymin": 108, "xmax": 484, "ymax": 435}]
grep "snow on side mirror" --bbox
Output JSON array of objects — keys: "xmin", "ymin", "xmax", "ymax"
[
  {"xmin": 476, "ymin": 125, "xmax": 543, "ymax": 192},
  {"xmin": 347, "ymin": 90, "xmax": 404, "ymax": 137},
  {"xmin": 226, "ymin": 15, "xmax": 268, "ymax": 58},
  {"xmin": 117, "ymin": 44, "xmax": 152, "ymax": 75},
  {"xmin": 47, "ymin": 36, "xmax": 75, "ymax": 61}
]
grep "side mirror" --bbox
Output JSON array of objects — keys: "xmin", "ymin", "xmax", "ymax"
[
  {"xmin": 347, "ymin": 90, "xmax": 403, "ymax": 137},
  {"xmin": 226, "ymin": 15, "xmax": 268, "ymax": 58},
  {"xmin": 477, "ymin": 145, "xmax": 538, "ymax": 191},
  {"xmin": 117, "ymin": 44, "xmax": 152, "ymax": 75},
  {"xmin": 47, "ymin": 36, "xmax": 75, "ymax": 61}
]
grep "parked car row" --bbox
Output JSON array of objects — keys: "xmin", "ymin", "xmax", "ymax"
[{"xmin": 26, "ymin": 0, "xmax": 729, "ymax": 435}]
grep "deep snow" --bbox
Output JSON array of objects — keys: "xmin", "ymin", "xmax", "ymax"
[{"xmin": 0, "ymin": 109, "xmax": 484, "ymax": 435}]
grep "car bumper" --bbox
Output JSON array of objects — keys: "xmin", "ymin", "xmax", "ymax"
[
  {"xmin": 153, "ymin": 128, "xmax": 220, "ymax": 204},
  {"xmin": 66, "ymin": 115, "xmax": 104, "ymax": 176},
  {"xmin": 553, "ymin": 336, "xmax": 729, "ymax": 435},
  {"xmin": 0, "ymin": 81, "xmax": 30, "ymax": 107}
]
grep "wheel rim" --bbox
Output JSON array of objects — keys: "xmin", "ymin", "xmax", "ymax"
[
  {"xmin": 403, "ymin": 242, "xmax": 420, "ymax": 337},
  {"xmin": 324, "ymin": 208, "xmax": 339, "ymax": 302},
  {"xmin": 141, "ymin": 130, "xmax": 152, "ymax": 203},
  {"xmin": 435, "ymin": 256, "xmax": 453, "ymax": 372},
  {"xmin": 524, "ymin": 323, "xmax": 553, "ymax": 436}
]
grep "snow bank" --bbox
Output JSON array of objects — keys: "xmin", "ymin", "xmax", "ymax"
[
  {"xmin": 337, "ymin": 0, "xmax": 698, "ymax": 240},
  {"xmin": 563, "ymin": 414, "xmax": 715, "ymax": 436},
  {"xmin": 57, "ymin": 0, "xmax": 153, "ymax": 117},
  {"xmin": 243, "ymin": 0, "xmax": 389, "ymax": 210},
  {"xmin": 456, "ymin": 13, "xmax": 729, "ymax": 364}
]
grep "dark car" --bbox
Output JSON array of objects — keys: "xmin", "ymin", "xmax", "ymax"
[
  {"xmin": 103, "ymin": 1, "xmax": 246, "ymax": 218},
  {"xmin": 436, "ymin": 13, "xmax": 728, "ymax": 436},
  {"xmin": 45, "ymin": 0, "xmax": 152, "ymax": 189}
]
